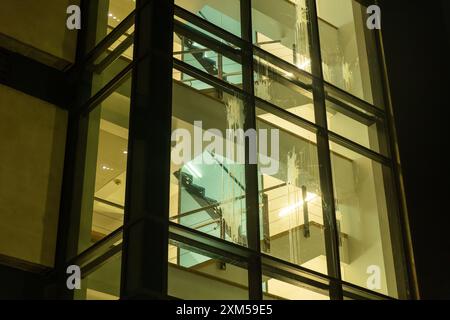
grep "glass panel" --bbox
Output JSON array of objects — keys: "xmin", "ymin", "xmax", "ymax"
[
  {"xmin": 78, "ymin": 78, "xmax": 131, "ymax": 253},
  {"xmin": 175, "ymin": 0, "xmax": 241, "ymax": 37},
  {"xmin": 256, "ymin": 105, "xmax": 328, "ymax": 275},
  {"xmin": 317, "ymin": 0, "xmax": 383, "ymax": 106},
  {"xmin": 173, "ymin": 31, "xmax": 242, "ymax": 87},
  {"xmin": 329, "ymin": 142, "xmax": 403, "ymax": 298},
  {"xmin": 252, "ymin": 0, "xmax": 312, "ymax": 73},
  {"xmin": 262, "ymin": 273, "xmax": 329, "ymax": 300},
  {"xmin": 90, "ymin": 0, "xmax": 136, "ymax": 51},
  {"xmin": 76, "ymin": 251, "xmax": 122, "ymax": 300},
  {"xmin": 254, "ymin": 55, "xmax": 315, "ymax": 123},
  {"xmin": 326, "ymin": 98, "xmax": 388, "ymax": 155},
  {"xmin": 91, "ymin": 25, "xmax": 134, "ymax": 99},
  {"xmin": 168, "ymin": 241, "xmax": 249, "ymax": 299},
  {"xmin": 170, "ymin": 71, "xmax": 247, "ymax": 246}
]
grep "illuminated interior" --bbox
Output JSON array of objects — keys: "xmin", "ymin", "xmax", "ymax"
[{"xmin": 79, "ymin": 0, "xmax": 401, "ymax": 300}]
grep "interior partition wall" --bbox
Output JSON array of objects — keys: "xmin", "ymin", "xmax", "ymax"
[{"xmin": 55, "ymin": 0, "xmax": 417, "ymax": 300}]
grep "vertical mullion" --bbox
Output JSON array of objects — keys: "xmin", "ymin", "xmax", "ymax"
[
  {"xmin": 306, "ymin": 0, "xmax": 343, "ymax": 300},
  {"xmin": 52, "ymin": 0, "xmax": 100, "ymax": 299},
  {"xmin": 120, "ymin": 0, "xmax": 174, "ymax": 299},
  {"xmin": 241, "ymin": 0, "xmax": 262, "ymax": 300},
  {"xmin": 374, "ymin": 15, "xmax": 418, "ymax": 299}
]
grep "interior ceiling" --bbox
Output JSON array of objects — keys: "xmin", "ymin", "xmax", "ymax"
[
  {"xmin": 108, "ymin": 0, "xmax": 354, "ymax": 30},
  {"xmin": 108, "ymin": 0, "xmax": 135, "ymax": 26}
]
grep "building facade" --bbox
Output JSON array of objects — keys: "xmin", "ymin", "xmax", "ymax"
[{"xmin": 0, "ymin": 0, "xmax": 419, "ymax": 300}]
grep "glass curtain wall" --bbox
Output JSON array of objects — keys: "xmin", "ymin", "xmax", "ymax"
[
  {"xmin": 65, "ymin": 0, "xmax": 411, "ymax": 301},
  {"xmin": 169, "ymin": 0, "xmax": 409, "ymax": 300},
  {"xmin": 63, "ymin": 0, "xmax": 136, "ymax": 300}
]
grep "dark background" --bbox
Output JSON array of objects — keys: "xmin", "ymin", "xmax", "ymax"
[{"xmin": 378, "ymin": 0, "xmax": 450, "ymax": 299}]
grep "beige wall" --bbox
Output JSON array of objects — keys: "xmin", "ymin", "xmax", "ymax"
[
  {"xmin": 0, "ymin": 84, "xmax": 67, "ymax": 267},
  {"xmin": 0, "ymin": 0, "xmax": 79, "ymax": 68}
]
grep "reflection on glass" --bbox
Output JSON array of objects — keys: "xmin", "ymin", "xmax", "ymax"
[
  {"xmin": 330, "ymin": 142, "xmax": 402, "ymax": 298},
  {"xmin": 326, "ymin": 99, "xmax": 387, "ymax": 155},
  {"xmin": 262, "ymin": 273, "xmax": 329, "ymax": 300},
  {"xmin": 168, "ymin": 242, "xmax": 248, "ymax": 299},
  {"xmin": 78, "ymin": 79, "xmax": 131, "ymax": 253},
  {"xmin": 254, "ymin": 55, "xmax": 315, "ymax": 123},
  {"xmin": 76, "ymin": 252, "xmax": 121, "ymax": 300},
  {"xmin": 256, "ymin": 106, "xmax": 328, "ymax": 275},
  {"xmin": 170, "ymin": 72, "xmax": 247, "ymax": 246},
  {"xmin": 175, "ymin": 0, "xmax": 241, "ymax": 37},
  {"xmin": 90, "ymin": 0, "xmax": 136, "ymax": 51},
  {"xmin": 317, "ymin": 0, "xmax": 383, "ymax": 105},
  {"xmin": 252, "ymin": 0, "xmax": 311, "ymax": 73}
]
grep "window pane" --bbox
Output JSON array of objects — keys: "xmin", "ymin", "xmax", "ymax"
[
  {"xmin": 173, "ymin": 30, "xmax": 242, "ymax": 87},
  {"xmin": 170, "ymin": 72, "xmax": 248, "ymax": 246},
  {"xmin": 76, "ymin": 251, "xmax": 122, "ymax": 300},
  {"xmin": 326, "ymin": 98, "xmax": 388, "ymax": 156},
  {"xmin": 91, "ymin": 25, "xmax": 134, "ymax": 99},
  {"xmin": 262, "ymin": 273, "xmax": 329, "ymax": 300},
  {"xmin": 256, "ymin": 105, "xmax": 328, "ymax": 275},
  {"xmin": 168, "ymin": 241, "xmax": 248, "ymax": 299},
  {"xmin": 175, "ymin": 0, "xmax": 241, "ymax": 37},
  {"xmin": 252, "ymin": 0, "xmax": 312, "ymax": 73},
  {"xmin": 330, "ymin": 142, "xmax": 404, "ymax": 298},
  {"xmin": 254, "ymin": 54, "xmax": 315, "ymax": 123},
  {"xmin": 317, "ymin": 0, "xmax": 383, "ymax": 106},
  {"xmin": 78, "ymin": 78, "xmax": 131, "ymax": 253},
  {"xmin": 89, "ymin": 0, "xmax": 136, "ymax": 52}
]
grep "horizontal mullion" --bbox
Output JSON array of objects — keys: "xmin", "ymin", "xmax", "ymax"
[
  {"xmin": 71, "ymin": 226, "xmax": 123, "ymax": 269},
  {"xmin": 342, "ymin": 281, "xmax": 394, "ymax": 300},
  {"xmin": 93, "ymin": 32, "xmax": 135, "ymax": 74},
  {"xmin": 169, "ymin": 222, "xmax": 253, "ymax": 262},
  {"xmin": 328, "ymin": 131, "xmax": 391, "ymax": 165},
  {"xmin": 254, "ymin": 59, "xmax": 313, "ymax": 94},
  {"xmin": 174, "ymin": 5, "xmax": 246, "ymax": 49},
  {"xmin": 80, "ymin": 243, "xmax": 122, "ymax": 278},
  {"xmin": 261, "ymin": 254, "xmax": 332, "ymax": 287},
  {"xmin": 77, "ymin": 62, "xmax": 133, "ymax": 116},
  {"xmin": 253, "ymin": 45, "xmax": 314, "ymax": 85},
  {"xmin": 255, "ymin": 97, "xmax": 319, "ymax": 134},
  {"xmin": 173, "ymin": 58, "xmax": 248, "ymax": 99},
  {"xmin": 262, "ymin": 264, "xmax": 330, "ymax": 294},
  {"xmin": 324, "ymin": 81, "xmax": 385, "ymax": 118},
  {"xmin": 326, "ymin": 94, "xmax": 378, "ymax": 126},
  {"xmin": 174, "ymin": 20, "xmax": 242, "ymax": 64},
  {"xmin": 170, "ymin": 222, "xmax": 339, "ymax": 297},
  {"xmin": 84, "ymin": 10, "xmax": 136, "ymax": 67}
]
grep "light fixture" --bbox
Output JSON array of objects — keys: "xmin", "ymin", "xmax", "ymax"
[{"xmin": 278, "ymin": 192, "xmax": 317, "ymax": 217}]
